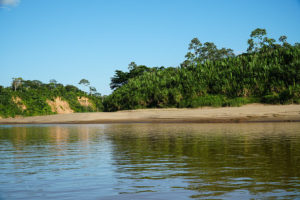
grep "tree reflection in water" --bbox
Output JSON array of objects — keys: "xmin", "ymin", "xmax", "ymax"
[
  {"xmin": 105, "ymin": 123, "xmax": 300, "ymax": 199},
  {"xmin": 0, "ymin": 123, "xmax": 300, "ymax": 199}
]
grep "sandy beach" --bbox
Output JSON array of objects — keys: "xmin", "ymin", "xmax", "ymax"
[{"xmin": 0, "ymin": 104, "xmax": 300, "ymax": 124}]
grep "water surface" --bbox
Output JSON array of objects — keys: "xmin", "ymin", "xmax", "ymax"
[{"xmin": 0, "ymin": 123, "xmax": 300, "ymax": 199}]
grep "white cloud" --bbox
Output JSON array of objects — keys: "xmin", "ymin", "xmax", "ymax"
[{"xmin": 0, "ymin": 0, "xmax": 20, "ymax": 6}]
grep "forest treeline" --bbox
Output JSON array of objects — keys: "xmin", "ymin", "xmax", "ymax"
[
  {"xmin": 0, "ymin": 28, "xmax": 299, "ymax": 117},
  {"xmin": 103, "ymin": 28, "xmax": 300, "ymax": 111},
  {"xmin": 0, "ymin": 79, "xmax": 103, "ymax": 117}
]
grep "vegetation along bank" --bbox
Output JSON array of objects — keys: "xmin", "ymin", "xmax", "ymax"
[{"xmin": 0, "ymin": 28, "xmax": 299, "ymax": 118}]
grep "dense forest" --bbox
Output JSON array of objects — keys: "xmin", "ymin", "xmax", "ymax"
[
  {"xmin": 0, "ymin": 28, "xmax": 299, "ymax": 117},
  {"xmin": 103, "ymin": 28, "xmax": 300, "ymax": 111}
]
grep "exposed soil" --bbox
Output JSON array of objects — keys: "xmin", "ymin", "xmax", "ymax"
[
  {"xmin": 77, "ymin": 97, "xmax": 93, "ymax": 107},
  {"xmin": 46, "ymin": 97, "xmax": 74, "ymax": 114},
  {"xmin": 12, "ymin": 96, "xmax": 27, "ymax": 111}
]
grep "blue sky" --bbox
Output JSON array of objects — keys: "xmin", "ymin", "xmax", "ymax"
[{"xmin": 1, "ymin": 0, "xmax": 300, "ymax": 95}]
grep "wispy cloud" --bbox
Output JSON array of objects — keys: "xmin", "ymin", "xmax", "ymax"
[{"xmin": 0, "ymin": 0, "xmax": 20, "ymax": 7}]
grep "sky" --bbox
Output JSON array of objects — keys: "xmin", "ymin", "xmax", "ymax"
[{"xmin": 1, "ymin": 0, "xmax": 300, "ymax": 95}]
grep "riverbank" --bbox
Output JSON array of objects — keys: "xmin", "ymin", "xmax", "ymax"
[{"xmin": 0, "ymin": 104, "xmax": 300, "ymax": 124}]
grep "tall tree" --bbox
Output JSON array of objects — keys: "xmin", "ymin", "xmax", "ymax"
[
  {"xmin": 184, "ymin": 38, "xmax": 234, "ymax": 65},
  {"xmin": 12, "ymin": 77, "xmax": 23, "ymax": 91},
  {"xmin": 110, "ymin": 62, "xmax": 150, "ymax": 90},
  {"xmin": 79, "ymin": 79, "xmax": 90, "ymax": 93},
  {"xmin": 49, "ymin": 79, "xmax": 58, "ymax": 89},
  {"xmin": 89, "ymin": 86, "xmax": 97, "ymax": 95},
  {"xmin": 247, "ymin": 28, "xmax": 276, "ymax": 53},
  {"xmin": 49, "ymin": 79, "xmax": 57, "ymax": 84}
]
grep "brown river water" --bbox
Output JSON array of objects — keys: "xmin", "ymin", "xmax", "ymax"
[{"xmin": 0, "ymin": 123, "xmax": 300, "ymax": 199}]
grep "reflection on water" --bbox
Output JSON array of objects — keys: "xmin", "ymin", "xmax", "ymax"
[{"xmin": 0, "ymin": 123, "xmax": 300, "ymax": 199}]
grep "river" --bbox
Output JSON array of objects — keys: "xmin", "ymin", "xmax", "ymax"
[{"xmin": 0, "ymin": 123, "xmax": 300, "ymax": 199}]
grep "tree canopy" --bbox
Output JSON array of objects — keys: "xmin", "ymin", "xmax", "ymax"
[
  {"xmin": 103, "ymin": 28, "xmax": 300, "ymax": 111},
  {"xmin": 182, "ymin": 38, "xmax": 235, "ymax": 67},
  {"xmin": 110, "ymin": 62, "xmax": 151, "ymax": 90}
]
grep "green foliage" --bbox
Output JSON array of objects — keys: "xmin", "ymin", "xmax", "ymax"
[
  {"xmin": 1, "ymin": 28, "xmax": 299, "ymax": 116},
  {"xmin": 0, "ymin": 88, "xmax": 22, "ymax": 118},
  {"xmin": 110, "ymin": 62, "xmax": 152, "ymax": 90},
  {"xmin": 183, "ymin": 38, "xmax": 235, "ymax": 66},
  {"xmin": 104, "ymin": 29, "xmax": 300, "ymax": 111},
  {"xmin": 11, "ymin": 77, "xmax": 23, "ymax": 91},
  {"xmin": 78, "ymin": 79, "xmax": 90, "ymax": 86},
  {"xmin": 0, "ymin": 80, "xmax": 103, "ymax": 118},
  {"xmin": 179, "ymin": 95, "xmax": 257, "ymax": 108}
]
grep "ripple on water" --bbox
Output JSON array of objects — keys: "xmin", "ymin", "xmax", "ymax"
[{"xmin": 0, "ymin": 123, "xmax": 300, "ymax": 199}]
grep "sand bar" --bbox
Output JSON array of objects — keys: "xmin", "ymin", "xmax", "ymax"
[{"xmin": 0, "ymin": 104, "xmax": 300, "ymax": 124}]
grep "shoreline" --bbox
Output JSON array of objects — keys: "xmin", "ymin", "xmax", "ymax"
[{"xmin": 1, "ymin": 104, "xmax": 300, "ymax": 124}]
